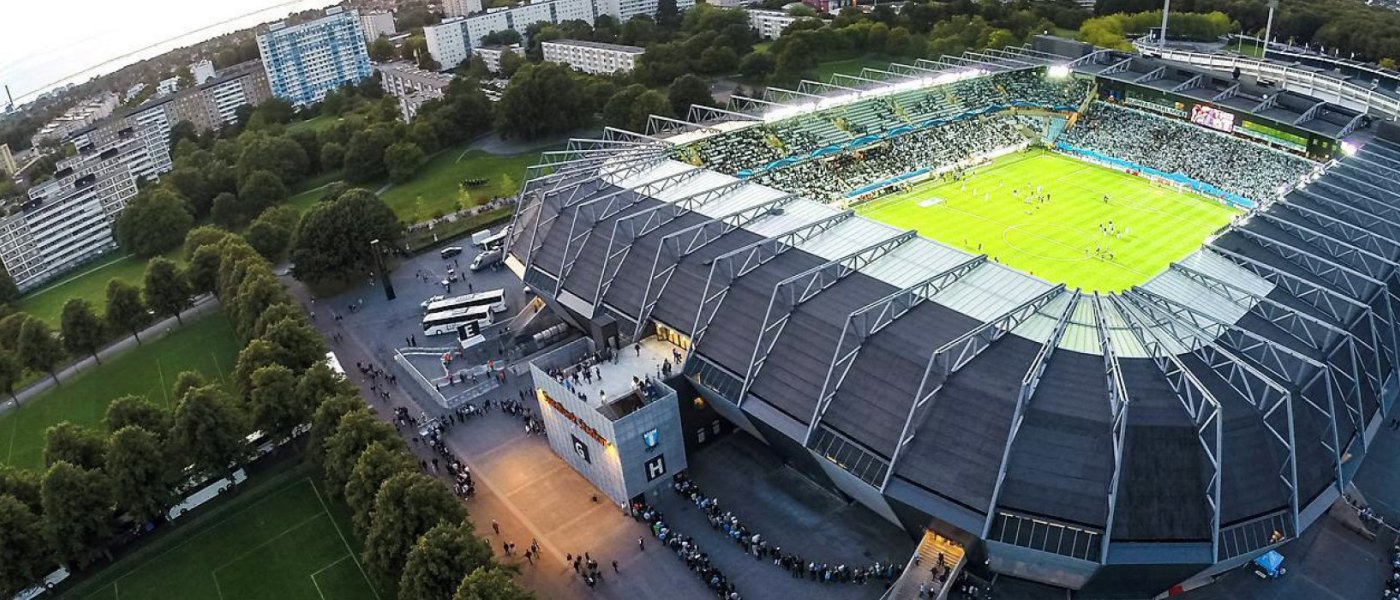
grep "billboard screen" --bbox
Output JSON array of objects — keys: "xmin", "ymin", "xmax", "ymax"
[{"xmin": 1191, "ymin": 104, "xmax": 1236, "ymax": 132}]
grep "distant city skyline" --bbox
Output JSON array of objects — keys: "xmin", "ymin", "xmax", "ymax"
[{"xmin": 0, "ymin": 0, "xmax": 339, "ymax": 106}]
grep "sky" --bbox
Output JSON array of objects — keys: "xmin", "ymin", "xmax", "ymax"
[{"xmin": 0, "ymin": 0, "xmax": 339, "ymax": 105}]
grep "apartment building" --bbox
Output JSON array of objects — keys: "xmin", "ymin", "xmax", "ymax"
[
  {"xmin": 30, "ymin": 92, "xmax": 120, "ymax": 147},
  {"xmin": 746, "ymin": 9, "xmax": 801, "ymax": 40},
  {"xmin": 473, "ymin": 45, "xmax": 522, "ymax": 73},
  {"xmin": 593, "ymin": 0, "xmax": 694, "ymax": 22},
  {"xmin": 68, "ymin": 61, "xmax": 270, "ymax": 165},
  {"xmin": 0, "ymin": 144, "xmax": 15, "ymax": 178},
  {"xmin": 542, "ymin": 39, "xmax": 644, "ymax": 75},
  {"xmin": 424, "ymin": 0, "xmax": 595, "ymax": 69},
  {"xmin": 257, "ymin": 7, "xmax": 372, "ymax": 106},
  {"xmin": 360, "ymin": 11, "xmax": 397, "ymax": 42},
  {"xmin": 375, "ymin": 62, "xmax": 453, "ymax": 120},
  {"xmin": 444, "ymin": 0, "xmax": 484, "ymax": 18},
  {"xmin": 0, "ymin": 127, "xmax": 170, "ymax": 291}
]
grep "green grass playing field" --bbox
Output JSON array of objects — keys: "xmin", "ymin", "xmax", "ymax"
[
  {"xmin": 0, "ymin": 312, "xmax": 239, "ymax": 471},
  {"xmin": 69, "ymin": 464, "xmax": 377, "ymax": 600},
  {"xmin": 857, "ymin": 149, "xmax": 1241, "ymax": 292}
]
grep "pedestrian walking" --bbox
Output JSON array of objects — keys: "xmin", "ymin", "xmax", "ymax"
[
  {"xmin": 492, "ymin": 519, "xmax": 500, "ymax": 535},
  {"xmin": 638, "ymin": 536, "xmax": 645, "ymax": 551},
  {"xmin": 612, "ymin": 560, "xmax": 619, "ymax": 573}
]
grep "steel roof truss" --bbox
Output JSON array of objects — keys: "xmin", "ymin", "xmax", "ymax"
[
  {"xmin": 982, "ymin": 292, "xmax": 1079, "ymax": 538},
  {"xmin": 738, "ymin": 231, "xmax": 918, "ymax": 406}
]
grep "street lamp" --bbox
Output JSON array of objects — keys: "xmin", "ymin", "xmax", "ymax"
[{"xmin": 370, "ymin": 239, "xmax": 396, "ymax": 301}]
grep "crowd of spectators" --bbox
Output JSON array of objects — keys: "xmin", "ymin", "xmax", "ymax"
[
  {"xmin": 752, "ymin": 116, "xmax": 1026, "ymax": 201},
  {"xmin": 683, "ymin": 69, "xmax": 1090, "ymax": 176},
  {"xmin": 1059, "ymin": 102, "xmax": 1316, "ymax": 202}
]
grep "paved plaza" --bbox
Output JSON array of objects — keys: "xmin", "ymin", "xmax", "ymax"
[{"xmin": 285, "ymin": 239, "xmax": 915, "ymax": 600}]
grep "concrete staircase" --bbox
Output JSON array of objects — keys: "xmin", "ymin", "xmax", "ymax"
[{"xmin": 882, "ymin": 531, "xmax": 967, "ymax": 600}]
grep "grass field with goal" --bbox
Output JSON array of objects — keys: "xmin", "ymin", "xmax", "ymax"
[
  {"xmin": 0, "ymin": 312, "xmax": 238, "ymax": 471},
  {"xmin": 68, "ymin": 464, "xmax": 377, "ymax": 600},
  {"xmin": 856, "ymin": 149, "xmax": 1242, "ymax": 292}
]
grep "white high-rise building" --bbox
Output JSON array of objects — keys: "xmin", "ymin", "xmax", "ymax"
[
  {"xmin": 1, "ymin": 126, "xmax": 170, "ymax": 291},
  {"xmin": 360, "ymin": 11, "xmax": 397, "ymax": 42},
  {"xmin": 593, "ymin": 0, "xmax": 694, "ymax": 22},
  {"xmin": 189, "ymin": 59, "xmax": 216, "ymax": 85},
  {"xmin": 424, "ymin": 0, "xmax": 596, "ymax": 70},
  {"xmin": 542, "ymin": 39, "xmax": 644, "ymax": 75},
  {"xmin": 257, "ymin": 7, "xmax": 372, "ymax": 106},
  {"xmin": 444, "ymin": 0, "xmax": 484, "ymax": 17},
  {"xmin": 747, "ymin": 9, "xmax": 802, "ymax": 40}
]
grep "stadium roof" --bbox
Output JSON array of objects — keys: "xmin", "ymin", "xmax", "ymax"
[{"xmin": 504, "ymin": 61, "xmax": 1400, "ymax": 571}]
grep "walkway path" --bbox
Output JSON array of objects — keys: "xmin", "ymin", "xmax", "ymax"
[{"xmin": 0, "ymin": 296, "xmax": 221, "ymax": 414}]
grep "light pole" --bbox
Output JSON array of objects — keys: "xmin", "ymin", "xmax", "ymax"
[
  {"xmin": 1160, "ymin": 0, "xmax": 1171, "ymax": 48},
  {"xmin": 1262, "ymin": 0, "xmax": 1279, "ymax": 60},
  {"xmin": 370, "ymin": 239, "xmax": 396, "ymax": 301}
]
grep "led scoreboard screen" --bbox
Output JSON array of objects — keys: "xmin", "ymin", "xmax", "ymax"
[{"xmin": 1190, "ymin": 104, "xmax": 1236, "ymax": 132}]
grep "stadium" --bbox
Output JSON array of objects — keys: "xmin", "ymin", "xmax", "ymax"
[{"xmin": 504, "ymin": 37, "xmax": 1400, "ymax": 598}]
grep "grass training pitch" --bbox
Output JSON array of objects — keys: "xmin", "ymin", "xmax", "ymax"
[
  {"xmin": 16, "ymin": 248, "xmax": 183, "ymax": 327},
  {"xmin": 70, "ymin": 466, "xmax": 377, "ymax": 600},
  {"xmin": 0, "ymin": 312, "xmax": 238, "ymax": 471},
  {"xmin": 857, "ymin": 149, "xmax": 1241, "ymax": 292}
]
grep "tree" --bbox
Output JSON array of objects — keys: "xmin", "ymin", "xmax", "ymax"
[
  {"xmin": 321, "ymin": 142, "xmax": 347, "ymax": 173},
  {"xmin": 104, "ymin": 395, "xmax": 171, "ymax": 436},
  {"xmin": 184, "ymin": 225, "xmax": 233, "ymax": 259},
  {"xmin": 385, "ymin": 141, "xmax": 428, "ymax": 184},
  {"xmin": 17, "ymin": 318, "xmax": 63, "ymax": 385},
  {"xmin": 297, "ymin": 363, "xmax": 357, "ymax": 407},
  {"xmin": 60, "ymin": 298, "xmax": 106, "ymax": 362},
  {"xmin": 631, "ymin": 90, "xmax": 672, "ymax": 132},
  {"xmin": 345, "ymin": 441, "xmax": 416, "ymax": 534},
  {"xmin": 43, "ymin": 422, "xmax": 107, "ymax": 470},
  {"xmin": 245, "ymin": 217, "xmax": 293, "ymax": 261},
  {"xmin": 343, "ymin": 129, "xmax": 395, "ymax": 183},
  {"xmin": 775, "ymin": 37, "xmax": 817, "ymax": 81},
  {"xmin": 236, "ymin": 135, "xmax": 308, "ymax": 184},
  {"xmin": 0, "ymin": 351, "xmax": 20, "ymax": 406},
  {"xmin": 237, "ymin": 170, "xmax": 289, "ymax": 222},
  {"xmin": 0, "ymin": 494, "xmax": 50, "ymax": 596},
  {"xmin": 105, "ymin": 280, "xmax": 150, "ymax": 343},
  {"xmin": 0, "ymin": 466, "xmax": 42, "ymax": 515},
  {"xmin": 668, "ymin": 75, "xmax": 714, "ymax": 117},
  {"xmin": 211, "ymin": 192, "xmax": 245, "ymax": 228},
  {"xmin": 399, "ymin": 521, "xmax": 495, "ymax": 600},
  {"xmin": 363, "ymin": 471, "xmax": 468, "ymax": 587},
  {"xmin": 106, "ymin": 426, "xmax": 172, "ymax": 524},
  {"xmin": 167, "ymin": 121, "xmax": 199, "ymax": 155},
  {"xmin": 248, "ymin": 365, "xmax": 311, "ymax": 442},
  {"xmin": 499, "ymin": 51, "xmax": 525, "ymax": 78},
  {"xmin": 495, "ymin": 63, "xmax": 592, "ymax": 140},
  {"xmin": 166, "ymin": 167, "xmax": 214, "ymax": 217},
  {"xmin": 262, "ymin": 318, "xmax": 326, "ymax": 373},
  {"xmin": 0, "ymin": 264, "xmax": 20, "ymax": 307},
  {"xmin": 369, "ymin": 37, "xmax": 396, "ymax": 61},
  {"xmin": 453, "ymin": 568, "xmax": 534, "ymax": 600},
  {"xmin": 143, "ymin": 257, "xmax": 193, "ymax": 325},
  {"xmin": 41, "ymin": 462, "xmax": 113, "ymax": 568},
  {"xmin": 324, "ymin": 410, "xmax": 401, "ymax": 495},
  {"xmin": 169, "ymin": 385, "xmax": 248, "ymax": 480},
  {"xmin": 171, "ymin": 371, "xmax": 207, "ymax": 402},
  {"xmin": 603, "ymin": 84, "xmax": 647, "ymax": 130},
  {"xmin": 290, "ymin": 189, "xmax": 404, "ymax": 284},
  {"xmin": 114, "ymin": 189, "xmax": 195, "ymax": 256},
  {"xmin": 187, "ymin": 244, "xmax": 223, "ymax": 297},
  {"xmin": 739, "ymin": 51, "xmax": 775, "ymax": 80},
  {"xmin": 0, "ymin": 314, "xmax": 24, "ymax": 351},
  {"xmin": 309, "ymin": 395, "xmax": 365, "ymax": 467},
  {"xmin": 656, "ymin": 0, "xmax": 681, "ymax": 29}
]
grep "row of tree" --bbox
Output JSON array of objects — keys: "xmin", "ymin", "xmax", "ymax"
[{"xmin": 1078, "ymin": 10, "xmax": 1236, "ymax": 50}]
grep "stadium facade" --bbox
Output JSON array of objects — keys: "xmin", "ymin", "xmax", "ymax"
[{"xmin": 504, "ymin": 38, "xmax": 1400, "ymax": 598}]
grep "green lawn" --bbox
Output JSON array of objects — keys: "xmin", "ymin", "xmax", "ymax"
[
  {"xmin": 67, "ymin": 464, "xmax": 377, "ymax": 600},
  {"xmin": 856, "ymin": 149, "xmax": 1241, "ymax": 292},
  {"xmin": 16, "ymin": 248, "xmax": 183, "ymax": 327},
  {"xmin": 379, "ymin": 148, "xmax": 537, "ymax": 223},
  {"xmin": 0, "ymin": 312, "xmax": 238, "ymax": 471},
  {"xmin": 812, "ymin": 54, "xmax": 896, "ymax": 83},
  {"xmin": 287, "ymin": 115, "xmax": 341, "ymax": 134}
]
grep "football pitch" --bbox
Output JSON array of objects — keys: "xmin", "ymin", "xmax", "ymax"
[
  {"xmin": 0, "ymin": 312, "xmax": 239, "ymax": 471},
  {"xmin": 856, "ymin": 149, "xmax": 1241, "ymax": 292},
  {"xmin": 69, "ymin": 468, "xmax": 378, "ymax": 600}
]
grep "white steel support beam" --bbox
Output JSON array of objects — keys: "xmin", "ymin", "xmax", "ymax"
[
  {"xmin": 738, "ymin": 231, "xmax": 918, "ymax": 406},
  {"xmin": 1096, "ymin": 294, "xmax": 1132, "ymax": 563},
  {"xmin": 690, "ymin": 212, "xmax": 856, "ymax": 348},
  {"xmin": 808, "ymin": 255, "xmax": 988, "ymax": 444},
  {"xmin": 982, "ymin": 293, "xmax": 1078, "ymax": 538},
  {"xmin": 1112, "ymin": 296, "xmax": 1222, "ymax": 560},
  {"xmin": 885, "ymin": 285, "xmax": 1067, "ymax": 488}
]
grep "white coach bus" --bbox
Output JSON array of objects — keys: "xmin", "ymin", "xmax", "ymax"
[
  {"xmin": 422, "ymin": 289, "xmax": 507, "ymax": 315},
  {"xmin": 422, "ymin": 304, "xmax": 494, "ymax": 337}
]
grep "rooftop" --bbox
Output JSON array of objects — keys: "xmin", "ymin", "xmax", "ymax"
[
  {"xmin": 533, "ymin": 337, "xmax": 683, "ymax": 421},
  {"xmin": 543, "ymin": 39, "xmax": 645, "ymax": 54}
]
